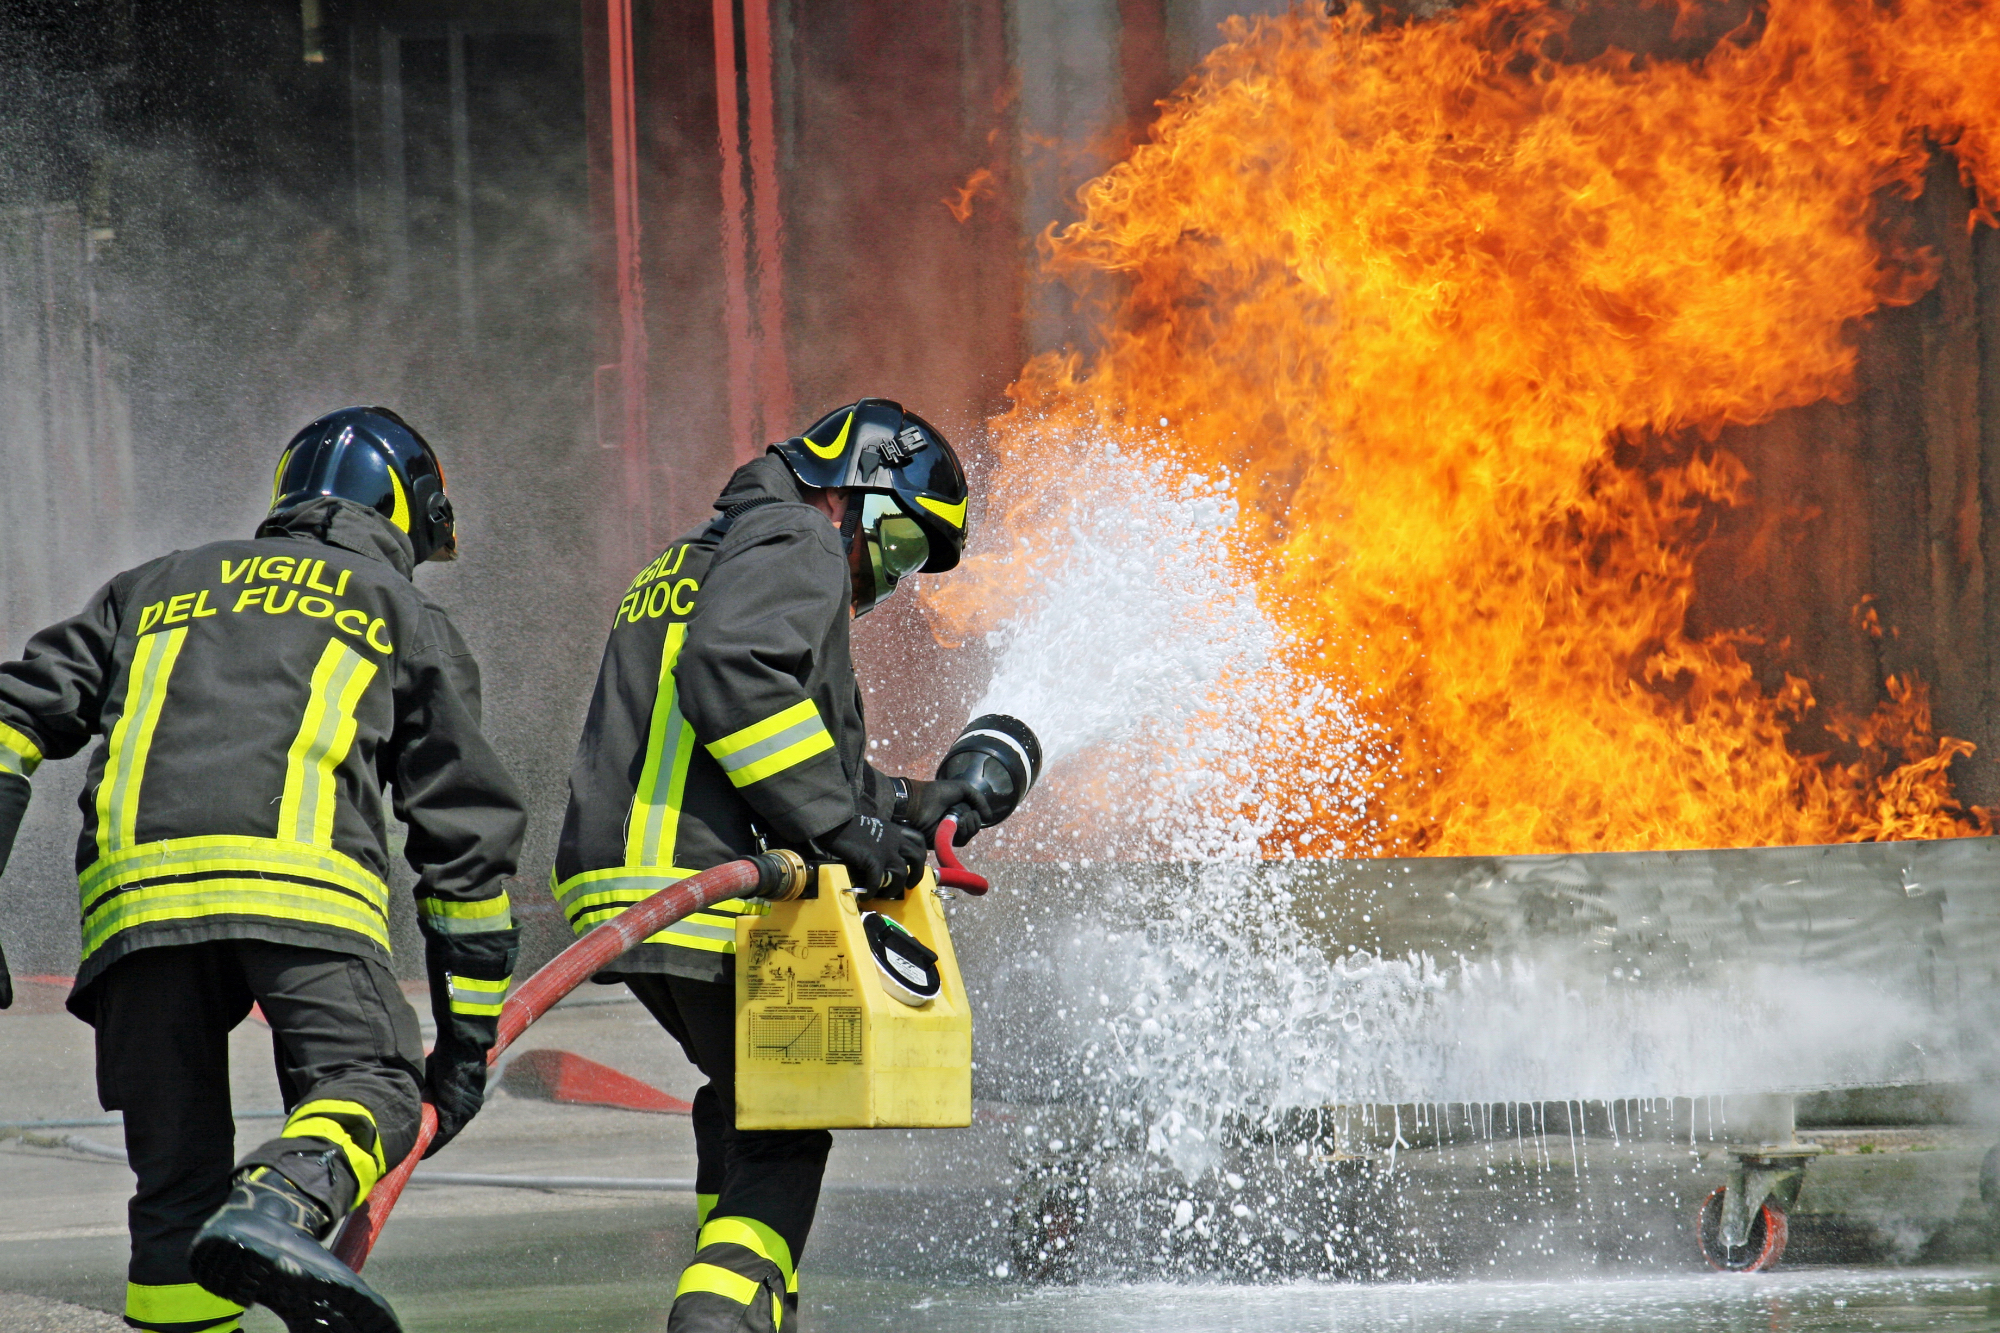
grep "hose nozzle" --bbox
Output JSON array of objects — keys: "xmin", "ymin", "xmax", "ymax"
[
  {"xmin": 935, "ymin": 713, "xmax": 1042, "ymax": 834},
  {"xmin": 930, "ymin": 715, "xmax": 1042, "ymax": 896}
]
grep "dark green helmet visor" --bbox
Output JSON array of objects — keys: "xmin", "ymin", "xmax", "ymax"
[{"xmin": 851, "ymin": 493, "xmax": 931, "ymax": 616}]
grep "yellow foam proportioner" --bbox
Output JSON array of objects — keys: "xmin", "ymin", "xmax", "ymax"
[{"xmin": 734, "ymin": 713, "xmax": 1043, "ymax": 1130}]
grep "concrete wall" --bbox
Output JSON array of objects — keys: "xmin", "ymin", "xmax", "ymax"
[{"xmin": 0, "ymin": 205, "xmax": 134, "ymax": 642}]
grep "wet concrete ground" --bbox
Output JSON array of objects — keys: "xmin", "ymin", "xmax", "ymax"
[
  {"xmin": 11, "ymin": 1178, "xmax": 2000, "ymax": 1333},
  {"xmin": 0, "ymin": 1291, "xmax": 124, "ymax": 1332},
  {"xmin": 9, "ymin": 978, "xmax": 2000, "ymax": 1331}
]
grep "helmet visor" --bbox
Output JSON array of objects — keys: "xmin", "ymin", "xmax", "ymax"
[
  {"xmin": 868, "ymin": 495, "xmax": 930, "ymax": 584},
  {"xmin": 854, "ymin": 493, "xmax": 931, "ymax": 615},
  {"xmin": 872, "ymin": 498, "xmax": 932, "ymax": 580}
]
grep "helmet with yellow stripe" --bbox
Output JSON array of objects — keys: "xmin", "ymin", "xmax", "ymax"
[
  {"xmin": 270, "ymin": 407, "xmax": 458, "ymax": 563},
  {"xmin": 770, "ymin": 398, "xmax": 969, "ymax": 576},
  {"xmin": 770, "ymin": 399, "xmax": 970, "ymax": 615}
]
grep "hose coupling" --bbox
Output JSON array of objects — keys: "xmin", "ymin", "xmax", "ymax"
[{"xmin": 751, "ymin": 849, "xmax": 811, "ymax": 901}]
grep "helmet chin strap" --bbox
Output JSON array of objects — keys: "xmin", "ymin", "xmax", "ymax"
[
  {"xmin": 837, "ymin": 489, "xmax": 863, "ymax": 552},
  {"xmin": 839, "ymin": 494, "xmax": 876, "ymax": 614}
]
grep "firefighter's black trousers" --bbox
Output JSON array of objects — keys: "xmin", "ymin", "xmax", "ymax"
[
  {"xmin": 92, "ymin": 940, "xmax": 425, "ymax": 1331},
  {"xmin": 627, "ymin": 973, "xmax": 831, "ymax": 1284}
]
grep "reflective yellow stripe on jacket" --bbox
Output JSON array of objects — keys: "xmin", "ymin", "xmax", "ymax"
[
  {"xmin": 552, "ymin": 619, "xmax": 770, "ymax": 955},
  {"xmin": 550, "ymin": 865, "xmax": 766, "ymax": 952},
  {"xmin": 0, "ymin": 720, "xmax": 42, "ymax": 778},
  {"xmin": 96, "ymin": 626, "xmax": 187, "ymax": 854},
  {"xmin": 279, "ymin": 638, "xmax": 378, "ymax": 846},
  {"xmin": 706, "ymin": 699, "xmax": 833, "ymax": 789},
  {"xmin": 628, "ymin": 622, "xmax": 696, "ymax": 867},
  {"xmin": 78, "ymin": 835, "xmax": 391, "ymax": 962}
]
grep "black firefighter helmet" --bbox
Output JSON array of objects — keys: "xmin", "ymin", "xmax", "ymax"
[
  {"xmin": 768, "ymin": 398, "xmax": 969, "ymax": 614},
  {"xmin": 270, "ymin": 407, "xmax": 457, "ymax": 563}
]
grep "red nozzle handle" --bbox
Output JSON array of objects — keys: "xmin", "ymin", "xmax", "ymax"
[{"xmin": 933, "ymin": 815, "xmax": 989, "ymax": 895}]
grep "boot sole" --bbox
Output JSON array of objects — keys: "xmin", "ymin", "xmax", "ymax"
[{"xmin": 190, "ymin": 1212, "xmax": 402, "ymax": 1333}]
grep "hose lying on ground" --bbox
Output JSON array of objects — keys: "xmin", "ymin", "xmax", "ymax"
[{"xmin": 330, "ymin": 850, "xmax": 807, "ymax": 1271}]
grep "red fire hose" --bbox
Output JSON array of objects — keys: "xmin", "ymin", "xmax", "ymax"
[{"xmin": 330, "ymin": 851, "xmax": 805, "ymax": 1270}]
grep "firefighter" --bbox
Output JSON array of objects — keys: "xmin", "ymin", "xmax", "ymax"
[
  {"xmin": 553, "ymin": 398, "xmax": 990, "ymax": 1331},
  {"xmin": 0, "ymin": 407, "xmax": 525, "ymax": 1333}
]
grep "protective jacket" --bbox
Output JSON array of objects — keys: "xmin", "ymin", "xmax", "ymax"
[
  {"xmin": 554, "ymin": 454, "xmax": 894, "ymax": 981},
  {"xmin": 0, "ymin": 498, "xmax": 525, "ymax": 1012}
]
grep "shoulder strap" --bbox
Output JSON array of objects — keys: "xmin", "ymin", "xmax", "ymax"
[{"xmin": 703, "ymin": 495, "xmax": 785, "ymax": 540}]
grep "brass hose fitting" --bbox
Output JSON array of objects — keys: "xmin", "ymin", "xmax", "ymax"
[{"xmin": 751, "ymin": 848, "xmax": 811, "ymax": 901}]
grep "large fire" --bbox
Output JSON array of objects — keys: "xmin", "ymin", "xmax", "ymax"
[{"xmin": 937, "ymin": 0, "xmax": 2000, "ymax": 857}]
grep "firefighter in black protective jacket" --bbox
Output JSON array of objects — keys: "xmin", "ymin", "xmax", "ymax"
[
  {"xmin": 553, "ymin": 398, "xmax": 991, "ymax": 1332},
  {"xmin": 0, "ymin": 408, "xmax": 526, "ymax": 1333}
]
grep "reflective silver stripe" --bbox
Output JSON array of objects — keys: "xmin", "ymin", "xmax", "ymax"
[
  {"xmin": 659, "ymin": 918, "xmax": 734, "ymax": 943},
  {"xmin": 446, "ymin": 975, "xmax": 508, "ymax": 1013},
  {"xmin": 627, "ymin": 623, "xmax": 694, "ymax": 867},
  {"xmin": 279, "ymin": 638, "xmax": 377, "ymax": 847},
  {"xmin": 553, "ymin": 871, "xmax": 692, "ymax": 914},
  {"xmin": 80, "ymin": 835, "xmax": 388, "ymax": 910},
  {"xmin": 711, "ymin": 714, "xmax": 827, "ymax": 777},
  {"xmin": 96, "ymin": 627, "xmax": 187, "ymax": 855},
  {"xmin": 420, "ymin": 912, "xmax": 514, "ymax": 936},
  {"xmin": 960, "ymin": 729, "xmax": 1036, "ymax": 790},
  {"xmin": 551, "ymin": 868, "xmax": 765, "ymax": 950},
  {"xmin": 418, "ymin": 894, "xmax": 514, "ymax": 934}
]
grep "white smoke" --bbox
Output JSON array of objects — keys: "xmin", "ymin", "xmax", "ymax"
[{"xmin": 1049, "ymin": 882, "xmax": 1947, "ymax": 1179}]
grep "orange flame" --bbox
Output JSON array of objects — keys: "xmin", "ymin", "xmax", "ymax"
[
  {"xmin": 945, "ymin": 166, "xmax": 998, "ymax": 223},
  {"xmin": 936, "ymin": 0, "xmax": 2000, "ymax": 856}
]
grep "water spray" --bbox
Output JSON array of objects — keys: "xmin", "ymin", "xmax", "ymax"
[{"xmin": 929, "ymin": 713, "xmax": 1043, "ymax": 894}]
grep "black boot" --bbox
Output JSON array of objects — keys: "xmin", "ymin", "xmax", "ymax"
[{"xmin": 188, "ymin": 1164, "xmax": 402, "ymax": 1333}]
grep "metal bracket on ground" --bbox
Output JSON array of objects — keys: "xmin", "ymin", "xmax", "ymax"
[{"xmin": 1720, "ymin": 1143, "xmax": 1822, "ymax": 1248}]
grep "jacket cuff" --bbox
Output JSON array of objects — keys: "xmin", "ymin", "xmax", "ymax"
[
  {"xmin": 417, "ymin": 888, "xmax": 515, "ymax": 937},
  {"xmin": 421, "ymin": 918, "xmax": 518, "ymax": 1052},
  {"xmin": 0, "ymin": 721, "xmax": 43, "ymax": 779}
]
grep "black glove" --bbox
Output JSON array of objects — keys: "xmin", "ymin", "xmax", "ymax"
[
  {"xmin": 424, "ymin": 1039, "xmax": 488, "ymax": 1157},
  {"xmin": 895, "ymin": 777, "xmax": 995, "ymax": 846},
  {"xmin": 420, "ymin": 915, "xmax": 519, "ymax": 1157},
  {"xmin": 823, "ymin": 813, "xmax": 927, "ymax": 892}
]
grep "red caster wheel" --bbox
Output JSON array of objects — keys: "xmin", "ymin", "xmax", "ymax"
[{"xmin": 1695, "ymin": 1184, "xmax": 1787, "ymax": 1271}]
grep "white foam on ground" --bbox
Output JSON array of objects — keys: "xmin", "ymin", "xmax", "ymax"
[{"xmin": 1047, "ymin": 883, "xmax": 1945, "ymax": 1178}]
